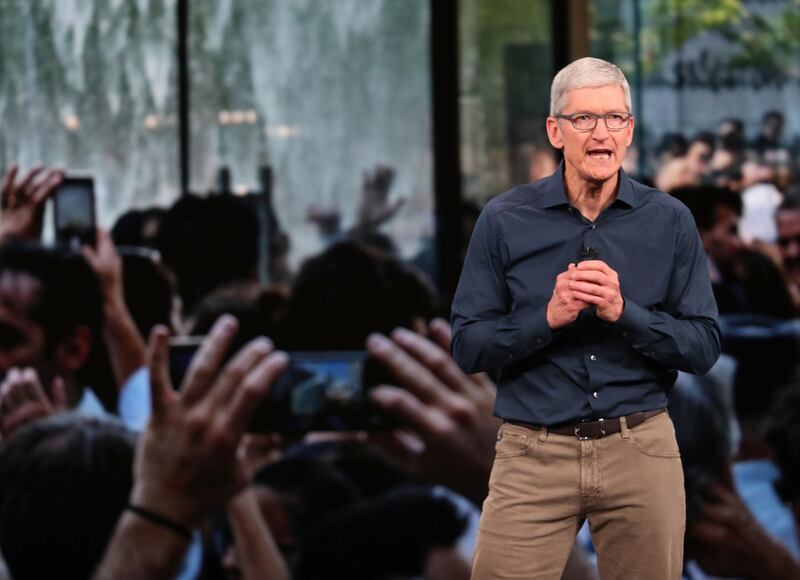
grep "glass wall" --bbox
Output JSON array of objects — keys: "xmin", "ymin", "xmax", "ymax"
[
  {"xmin": 188, "ymin": 0, "xmax": 433, "ymax": 269},
  {"xmin": 590, "ymin": 0, "xmax": 800, "ymax": 178},
  {"xmin": 0, "ymin": 0, "xmax": 181, "ymax": 225},
  {"xmin": 459, "ymin": 0, "xmax": 553, "ymax": 202}
]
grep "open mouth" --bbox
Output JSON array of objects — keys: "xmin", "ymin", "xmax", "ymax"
[{"xmin": 588, "ymin": 149, "xmax": 612, "ymax": 161}]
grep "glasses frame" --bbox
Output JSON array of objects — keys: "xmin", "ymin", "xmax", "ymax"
[{"xmin": 554, "ymin": 112, "xmax": 633, "ymax": 132}]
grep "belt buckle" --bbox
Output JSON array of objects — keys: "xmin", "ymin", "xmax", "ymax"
[
  {"xmin": 574, "ymin": 418, "xmax": 606, "ymax": 440},
  {"xmin": 574, "ymin": 426, "xmax": 591, "ymax": 441}
]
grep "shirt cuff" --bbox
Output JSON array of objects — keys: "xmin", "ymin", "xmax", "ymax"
[
  {"xmin": 515, "ymin": 304, "xmax": 554, "ymax": 357},
  {"xmin": 117, "ymin": 366, "xmax": 152, "ymax": 431},
  {"xmin": 614, "ymin": 298, "xmax": 651, "ymax": 344}
]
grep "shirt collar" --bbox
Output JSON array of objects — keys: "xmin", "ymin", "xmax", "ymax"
[{"xmin": 541, "ymin": 161, "xmax": 638, "ymax": 209}]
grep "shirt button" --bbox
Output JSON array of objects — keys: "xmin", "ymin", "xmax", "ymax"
[
  {"xmin": 590, "ymin": 354, "xmax": 597, "ymax": 361},
  {"xmin": 622, "ymin": 332, "xmax": 628, "ymax": 338},
  {"xmin": 591, "ymin": 224, "xmax": 596, "ymax": 229},
  {"xmin": 593, "ymin": 391, "xmax": 599, "ymax": 398}
]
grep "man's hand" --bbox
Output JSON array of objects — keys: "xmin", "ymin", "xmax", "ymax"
[
  {"xmin": 567, "ymin": 260, "xmax": 624, "ymax": 322},
  {"xmin": 366, "ymin": 318, "xmax": 500, "ymax": 505},
  {"xmin": 356, "ymin": 164, "xmax": 404, "ymax": 231},
  {"xmin": 82, "ymin": 229, "xmax": 125, "ymax": 305},
  {"xmin": 0, "ymin": 367, "xmax": 67, "ymax": 439},
  {"xmin": 546, "ymin": 263, "xmax": 591, "ymax": 329},
  {"xmin": 0, "ymin": 165, "xmax": 64, "ymax": 242},
  {"xmin": 686, "ymin": 482, "xmax": 800, "ymax": 580},
  {"xmin": 130, "ymin": 315, "xmax": 288, "ymax": 529}
]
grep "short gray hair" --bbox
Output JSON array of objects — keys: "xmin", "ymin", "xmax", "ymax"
[{"xmin": 550, "ymin": 57, "xmax": 632, "ymax": 116}]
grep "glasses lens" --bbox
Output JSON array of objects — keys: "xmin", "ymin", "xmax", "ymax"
[
  {"xmin": 606, "ymin": 113, "xmax": 629, "ymax": 129},
  {"xmin": 572, "ymin": 114, "xmax": 595, "ymax": 130}
]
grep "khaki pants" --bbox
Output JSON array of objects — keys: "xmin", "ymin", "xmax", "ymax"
[{"xmin": 472, "ymin": 411, "xmax": 685, "ymax": 580}]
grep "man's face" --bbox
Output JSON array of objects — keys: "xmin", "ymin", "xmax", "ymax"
[
  {"xmin": 546, "ymin": 85, "xmax": 634, "ymax": 186},
  {"xmin": 703, "ymin": 205, "xmax": 743, "ymax": 263},
  {"xmin": 0, "ymin": 271, "xmax": 47, "ymax": 377},
  {"xmin": 777, "ymin": 209, "xmax": 800, "ymax": 286}
]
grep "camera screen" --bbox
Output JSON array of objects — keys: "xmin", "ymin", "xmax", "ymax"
[{"xmin": 55, "ymin": 182, "xmax": 94, "ymax": 231}]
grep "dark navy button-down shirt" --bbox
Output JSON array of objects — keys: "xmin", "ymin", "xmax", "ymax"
[{"xmin": 451, "ymin": 166, "xmax": 721, "ymax": 426}]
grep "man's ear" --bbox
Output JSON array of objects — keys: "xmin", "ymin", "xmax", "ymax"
[
  {"xmin": 546, "ymin": 117, "xmax": 563, "ymax": 150},
  {"xmin": 53, "ymin": 326, "xmax": 93, "ymax": 376}
]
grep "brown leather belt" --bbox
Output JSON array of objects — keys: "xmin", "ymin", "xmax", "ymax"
[{"xmin": 506, "ymin": 408, "xmax": 666, "ymax": 440}]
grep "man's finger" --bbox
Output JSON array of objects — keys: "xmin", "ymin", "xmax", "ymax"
[
  {"xmin": 576, "ymin": 260, "xmax": 615, "ymax": 275},
  {"xmin": 16, "ymin": 166, "xmax": 45, "ymax": 196},
  {"xmin": 50, "ymin": 377, "xmax": 67, "ymax": 410},
  {"xmin": 428, "ymin": 317, "xmax": 452, "ymax": 353},
  {"xmin": 1, "ymin": 165, "xmax": 19, "ymax": 204},
  {"xmin": 146, "ymin": 325, "xmax": 173, "ymax": 416},
  {"xmin": 225, "ymin": 351, "xmax": 288, "ymax": 432},
  {"xmin": 370, "ymin": 385, "xmax": 452, "ymax": 440},
  {"xmin": 391, "ymin": 327, "xmax": 478, "ymax": 397},
  {"xmin": 569, "ymin": 269, "xmax": 608, "ymax": 285},
  {"xmin": 367, "ymin": 333, "xmax": 460, "ymax": 408},
  {"xmin": 204, "ymin": 336, "xmax": 273, "ymax": 410},
  {"xmin": 31, "ymin": 169, "xmax": 63, "ymax": 205},
  {"xmin": 181, "ymin": 314, "xmax": 239, "ymax": 405}
]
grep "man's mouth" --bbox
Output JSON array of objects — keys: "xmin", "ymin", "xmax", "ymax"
[{"xmin": 587, "ymin": 149, "xmax": 613, "ymax": 161}]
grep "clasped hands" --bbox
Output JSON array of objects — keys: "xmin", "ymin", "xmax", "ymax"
[{"xmin": 546, "ymin": 259, "xmax": 624, "ymax": 329}]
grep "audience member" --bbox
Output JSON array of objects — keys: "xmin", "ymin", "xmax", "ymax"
[
  {"xmin": 776, "ymin": 192, "xmax": 800, "ymax": 311},
  {"xmin": 0, "ymin": 414, "xmax": 135, "ymax": 580}
]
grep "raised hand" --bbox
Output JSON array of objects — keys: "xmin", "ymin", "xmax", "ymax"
[
  {"xmin": 0, "ymin": 367, "xmax": 66, "ymax": 439},
  {"xmin": 367, "ymin": 318, "xmax": 500, "ymax": 505},
  {"xmin": 0, "ymin": 164, "xmax": 64, "ymax": 242},
  {"xmin": 129, "ymin": 315, "xmax": 288, "ymax": 529}
]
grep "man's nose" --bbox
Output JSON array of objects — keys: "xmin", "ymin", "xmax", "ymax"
[{"xmin": 591, "ymin": 118, "xmax": 611, "ymax": 139}]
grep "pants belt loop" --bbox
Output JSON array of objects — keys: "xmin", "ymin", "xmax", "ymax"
[
  {"xmin": 538, "ymin": 424, "xmax": 548, "ymax": 443},
  {"xmin": 620, "ymin": 415, "xmax": 630, "ymax": 439}
]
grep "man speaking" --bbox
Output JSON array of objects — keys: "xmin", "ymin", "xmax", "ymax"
[{"xmin": 452, "ymin": 57, "xmax": 720, "ymax": 579}]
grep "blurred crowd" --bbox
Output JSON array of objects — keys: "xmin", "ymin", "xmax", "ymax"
[{"xmin": 0, "ymin": 108, "xmax": 797, "ymax": 579}]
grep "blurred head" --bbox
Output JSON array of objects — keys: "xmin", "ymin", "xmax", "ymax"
[
  {"xmin": 120, "ymin": 250, "xmax": 176, "ymax": 339},
  {"xmin": 0, "ymin": 414, "xmax": 135, "ymax": 580},
  {"xmin": 546, "ymin": 57, "xmax": 634, "ymax": 186},
  {"xmin": 285, "ymin": 241, "xmax": 439, "ymax": 350},
  {"xmin": 0, "ymin": 242, "xmax": 103, "ymax": 401},
  {"xmin": 156, "ymin": 193, "xmax": 260, "ymax": 316},
  {"xmin": 216, "ymin": 455, "xmax": 359, "ymax": 575},
  {"xmin": 294, "ymin": 487, "xmax": 470, "ymax": 580},
  {"xmin": 670, "ymin": 186, "xmax": 744, "ymax": 263},
  {"xmin": 761, "ymin": 110, "xmax": 784, "ymax": 141},
  {"xmin": 686, "ymin": 132, "xmax": 715, "ymax": 179},
  {"xmin": 777, "ymin": 194, "xmax": 800, "ymax": 289}
]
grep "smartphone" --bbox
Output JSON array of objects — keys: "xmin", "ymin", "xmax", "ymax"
[
  {"xmin": 53, "ymin": 177, "xmax": 96, "ymax": 248},
  {"xmin": 167, "ymin": 339, "xmax": 392, "ymax": 434},
  {"xmin": 251, "ymin": 351, "xmax": 393, "ymax": 434}
]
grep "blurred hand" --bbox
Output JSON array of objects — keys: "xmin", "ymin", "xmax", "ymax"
[
  {"xmin": 0, "ymin": 367, "xmax": 66, "ymax": 439},
  {"xmin": 356, "ymin": 164, "xmax": 404, "ymax": 230},
  {"xmin": 546, "ymin": 263, "xmax": 591, "ymax": 329},
  {"xmin": 130, "ymin": 315, "xmax": 288, "ymax": 528},
  {"xmin": 367, "ymin": 318, "xmax": 500, "ymax": 505},
  {"xmin": 82, "ymin": 229, "xmax": 124, "ymax": 304},
  {"xmin": 0, "ymin": 164, "xmax": 64, "ymax": 242},
  {"xmin": 568, "ymin": 260, "xmax": 624, "ymax": 323},
  {"xmin": 686, "ymin": 482, "xmax": 800, "ymax": 579}
]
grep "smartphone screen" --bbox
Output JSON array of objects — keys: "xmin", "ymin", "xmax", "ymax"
[
  {"xmin": 168, "ymin": 339, "xmax": 391, "ymax": 434},
  {"xmin": 252, "ymin": 351, "xmax": 392, "ymax": 434},
  {"xmin": 54, "ymin": 177, "xmax": 96, "ymax": 247}
]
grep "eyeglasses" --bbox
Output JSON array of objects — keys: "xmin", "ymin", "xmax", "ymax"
[{"xmin": 555, "ymin": 112, "xmax": 632, "ymax": 131}]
